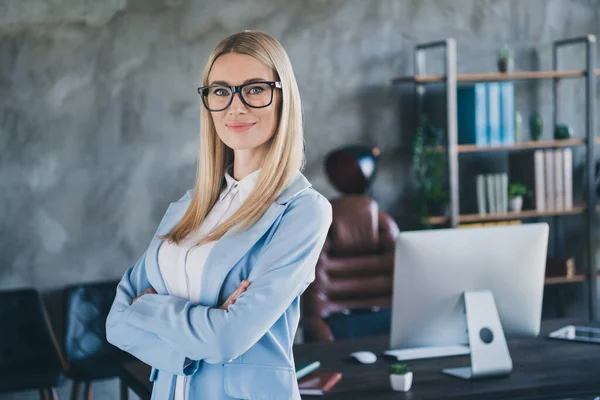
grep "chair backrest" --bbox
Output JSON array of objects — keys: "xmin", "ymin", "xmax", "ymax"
[
  {"xmin": 302, "ymin": 195, "xmax": 400, "ymax": 340},
  {"xmin": 63, "ymin": 280, "xmax": 122, "ymax": 364},
  {"xmin": 0, "ymin": 288, "xmax": 66, "ymax": 377}
]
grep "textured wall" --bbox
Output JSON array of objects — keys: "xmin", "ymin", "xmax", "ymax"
[{"xmin": 1, "ymin": 0, "xmax": 600, "ymax": 398}]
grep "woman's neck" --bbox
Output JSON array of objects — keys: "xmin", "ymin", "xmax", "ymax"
[{"xmin": 232, "ymin": 144, "xmax": 269, "ymax": 180}]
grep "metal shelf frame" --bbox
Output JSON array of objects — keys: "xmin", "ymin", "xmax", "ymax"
[{"xmin": 408, "ymin": 35, "xmax": 597, "ymax": 320}]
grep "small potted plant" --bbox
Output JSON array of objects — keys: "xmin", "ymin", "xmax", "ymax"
[
  {"xmin": 389, "ymin": 363, "xmax": 413, "ymax": 392},
  {"xmin": 497, "ymin": 45, "xmax": 514, "ymax": 73},
  {"xmin": 508, "ymin": 183, "xmax": 530, "ymax": 212}
]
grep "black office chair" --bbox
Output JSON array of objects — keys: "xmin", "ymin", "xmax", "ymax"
[
  {"xmin": 0, "ymin": 288, "xmax": 66, "ymax": 399},
  {"xmin": 64, "ymin": 280, "xmax": 136, "ymax": 400}
]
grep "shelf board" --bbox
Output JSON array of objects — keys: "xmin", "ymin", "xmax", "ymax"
[
  {"xmin": 545, "ymin": 275, "xmax": 586, "ymax": 285},
  {"xmin": 392, "ymin": 69, "xmax": 600, "ymax": 84},
  {"xmin": 428, "ymin": 138, "xmax": 585, "ymax": 153},
  {"xmin": 426, "ymin": 206, "xmax": 586, "ymax": 225}
]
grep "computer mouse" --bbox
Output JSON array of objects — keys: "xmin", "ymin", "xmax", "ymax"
[{"xmin": 350, "ymin": 351, "xmax": 377, "ymax": 364}]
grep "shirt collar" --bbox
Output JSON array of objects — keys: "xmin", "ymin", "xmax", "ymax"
[{"xmin": 219, "ymin": 167, "xmax": 261, "ymax": 202}]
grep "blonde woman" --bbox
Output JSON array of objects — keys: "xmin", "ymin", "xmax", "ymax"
[{"xmin": 106, "ymin": 31, "xmax": 332, "ymax": 399}]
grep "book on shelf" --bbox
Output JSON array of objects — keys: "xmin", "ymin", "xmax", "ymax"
[
  {"xmin": 545, "ymin": 150, "xmax": 556, "ymax": 210},
  {"xmin": 457, "ymin": 83, "xmax": 487, "ymax": 146},
  {"xmin": 476, "ymin": 174, "xmax": 487, "ymax": 215},
  {"xmin": 499, "ymin": 82, "xmax": 515, "ymax": 146},
  {"xmin": 509, "ymin": 149, "xmax": 573, "ymax": 212},
  {"xmin": 476, "ymin": 173, "xmax": 508, "ymax": 215},
  {"xmin": 457, "ymin": 82, "xmax": 515, "ymax": 147},
  {"xmin": 487, "ymin": 82, "xmax": 502, "ymax": 146},
  {"xmin": 298, "ymin": 371, "xmax": 343, "ymax": 395},
  {"xmin": 546, "ymin": 256, "xmax": 576, "ymax": 279}
]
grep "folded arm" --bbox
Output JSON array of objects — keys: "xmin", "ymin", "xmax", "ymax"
[
  {"xmin": 124, "ymin": 193, "xmax": 332, "ymax": 364},
  {"xmin": 106, "ymin": 251, "xmax": 200, "ymax": 376}
]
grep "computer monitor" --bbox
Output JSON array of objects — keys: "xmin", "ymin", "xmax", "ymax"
[{"xmin": 389, "ymin": 223, "xmax": 549, "ymax": 379}]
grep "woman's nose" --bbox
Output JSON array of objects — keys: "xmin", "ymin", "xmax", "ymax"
[{"xmin": 228, "ymin": 92, "xmax": 248, "ymax": 115}]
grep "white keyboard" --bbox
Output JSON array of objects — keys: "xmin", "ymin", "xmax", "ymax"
[{"xmin": 384, "ymin": 345, "xmax": 470, "ymax": 361}]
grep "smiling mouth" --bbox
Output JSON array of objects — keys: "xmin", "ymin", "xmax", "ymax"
[{"xmin": 226, "ymin": 122, "xmax": 256, "ymax": 133}]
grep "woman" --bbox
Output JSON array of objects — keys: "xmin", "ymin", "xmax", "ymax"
[{"xmin": 106, "ymin": 30, "xmax": 332, "ymax": 399}]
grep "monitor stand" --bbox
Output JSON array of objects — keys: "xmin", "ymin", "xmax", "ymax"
[{"xmin": 442, "ymin": 290, "xmax": 513, "ymax": 380}]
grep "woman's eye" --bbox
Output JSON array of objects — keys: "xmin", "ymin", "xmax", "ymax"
[
  {"xmin": 214, "ymin": 89, "xmax": 229, "ymax": 96},
  {"xmin": 248, "ymin": 86, "xmax": 264, "ymax": 95}
]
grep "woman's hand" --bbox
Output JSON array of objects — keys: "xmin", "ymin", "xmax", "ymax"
[
  {"xmin": 131, "ymin": 287, "xmax": 157, "ymax": 305},
  {"xmin": 219, "ymin": 280, "xmax": 250, "ymax": 310}
]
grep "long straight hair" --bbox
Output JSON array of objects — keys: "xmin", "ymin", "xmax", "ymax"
[{"xmin": 162, "ymin": 31, "xmax": 305, "ymax": 245}]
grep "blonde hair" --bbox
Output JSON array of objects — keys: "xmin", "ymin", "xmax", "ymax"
[{"xmin": 162, "ymin": 30, "xmax": 305, "ymax": 245}]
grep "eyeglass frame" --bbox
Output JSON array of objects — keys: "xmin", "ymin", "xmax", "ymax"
[{"xmin": 197, "ymin": 81, "xmax": 282, "ymax": 112}]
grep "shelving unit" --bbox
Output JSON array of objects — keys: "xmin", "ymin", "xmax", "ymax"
[
  {"xmin": 429, "ymin": 138, "xmax": 586, "ymax": 154},
  {"xmin": 392, "ymin": 68, "xmax": 600, "ymax": 84},
  {"xmin": 393, "ymin": 35, "xmax": 597, "ymax": 320},
  {"xmin": 426, "ymin": 205, "xmax": 586, "ymax": 225}
]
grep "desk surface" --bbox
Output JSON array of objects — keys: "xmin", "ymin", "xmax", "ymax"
[{"xmin": 121, "ymin": 319, "xmax": 600, "ymax": 400}]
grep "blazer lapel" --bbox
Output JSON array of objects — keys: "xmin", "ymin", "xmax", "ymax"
[
  {"xmin": 144, "ymin": 197, "xmax": 192, "ymax": 295},
  {"xmin": 144, "ymin": 173, "xmax": 312, "ymax": 303},
  {"xmin": 200, "ymin": 172, "xmax": 313, "ymax": 306},
  {"xmin": 199, "ymin": 201, "xmax": 285, "ymax": 306}
]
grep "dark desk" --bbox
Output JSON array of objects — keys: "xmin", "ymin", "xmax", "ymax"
[{"xmin": 121, "ymin": 319, "xmax": 600, "ymax": 399}]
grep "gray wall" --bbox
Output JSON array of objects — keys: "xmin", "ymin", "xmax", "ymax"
[{"xmin": 2, "ymin": 0, "xmax": 600, "ymax": 398}]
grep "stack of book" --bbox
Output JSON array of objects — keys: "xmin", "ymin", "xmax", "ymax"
[
  {"xmin": 509, "ymin": 149, "xmax": 573, "ymax": 211},
  {"xmin": 296, "ymin": 361, "xmax": 342, "ymax": 396},
  {"xmin": 476, "ymin": 173, "xmax": 509, "ymax": 215},
  {"xmin": 457, "ymin": 82, "xmax": 515, "ymax": 146}
]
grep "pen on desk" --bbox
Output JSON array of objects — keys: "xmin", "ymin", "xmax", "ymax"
[{"xmin": 296, "ymin": 361, "xmax": 321, "ymax": 380}]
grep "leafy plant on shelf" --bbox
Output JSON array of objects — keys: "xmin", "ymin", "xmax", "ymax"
[
  {"xmin": 412, "ymin": 115, "xmax": 448, "ymax": 229},
  {"xmin": 497, "ymin": 45, "xmax": 514, "ymax": 62},
  {"xmin": 389, "ymin": 363, "xmax": 410, "ymax": 375},
  {"xmin": 508, "ymin": 183, "xmax": 530, "ymax": 199}
]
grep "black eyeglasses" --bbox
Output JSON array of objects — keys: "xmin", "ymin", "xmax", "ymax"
[{"xmin": 197, "ymin": 81, "xmax": 282, "ymax": 112}]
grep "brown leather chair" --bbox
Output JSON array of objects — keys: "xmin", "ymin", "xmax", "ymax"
[{"xmin": 302, "ymin": 195, "xmax": 400, "ymax": 342}]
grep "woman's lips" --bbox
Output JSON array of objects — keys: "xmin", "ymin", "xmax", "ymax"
[{"xmin": 226, "ymin": 122, "xmax": 256, "ymax": 133}]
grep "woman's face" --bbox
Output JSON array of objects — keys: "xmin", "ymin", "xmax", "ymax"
[{"xmin": 207, "ymin": 53, "xmax": 280, "ymax": 155}]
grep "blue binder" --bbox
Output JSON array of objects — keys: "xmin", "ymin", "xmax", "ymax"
[
  {"xmin": 499, "ymin": 82, "xmax": 515, "ymax": 145},
  {"xmin": 457, "ymin": 83, "xmax": 488, "ymax": 146},
  {"xmin": 487, "ymin": 82, "xmax": 502, "ymax": 146}
]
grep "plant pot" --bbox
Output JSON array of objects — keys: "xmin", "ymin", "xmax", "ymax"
[
  {"xmin": 529, "ymin": 114, "xmax": 543, "ymax": 141},
  {"xmin": 514, "ymin": 111, "xmax": 522, "ymax": 142},
  {"xmin": 498, "ymin": 58, "xmax": 514, "ymax": 73},
  {"xmin": 554, "ymin": 124, "xmax": 573, "ymax": 140},
  {"xmin": 390, "ymin": 372, "xmax": 413, "ymax": 392},
  {"xmin": 509, "ymin": 196, "xmax": 523, "ymax": 212}
]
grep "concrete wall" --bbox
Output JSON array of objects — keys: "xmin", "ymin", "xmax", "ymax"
[{"xmin": 1, "ymin": 1, "xmax": 600, "ymax": 398}]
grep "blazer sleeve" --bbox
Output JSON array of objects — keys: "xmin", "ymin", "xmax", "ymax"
[
  {"xmin": 106, "ymin": 250, "xmax": 200, "ymax": 376},
  {"xmin": 123, "ymin": 192, "xmax": 333, "ymax": 364}
]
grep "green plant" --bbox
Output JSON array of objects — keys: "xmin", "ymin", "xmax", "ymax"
[
  {"xmin": 508, "ymin": 183, "xmax": 530, "ymax": 199},
  {"xmin": 389, "ymin": 363, "xmax": 410, "ymax": 375},
  {"xmin": 497, "ymin": 45, "xmax": 514, "ymax": 61},
  {"xmin": 412, "ymin": 116, "xmax": 448, "ymax": 228}
]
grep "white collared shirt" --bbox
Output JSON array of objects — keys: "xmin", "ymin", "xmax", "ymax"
[{"xmin": 158, "ymin": 167, "xmax": 260, "ymax": 400}]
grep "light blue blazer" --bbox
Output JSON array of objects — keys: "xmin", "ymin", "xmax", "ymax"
[{"xmin": 106, "ymin": 172, "xmax": 332, "ymax": 400}]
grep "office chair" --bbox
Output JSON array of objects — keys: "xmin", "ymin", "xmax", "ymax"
[
  {"xmin": 302, "ymin": 195, "xmax": 400, "ymax": 341},
  {"xmin": 0, "ymin": 288, "xmax": 66, "ymax": 399},
  {"xmin": 63, "ymin": 280, "xmax": 135, "ymax": 400}
]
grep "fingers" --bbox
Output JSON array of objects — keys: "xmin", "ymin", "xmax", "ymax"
[
  {"xmin": 219, "ymin": 280, "xmax": 251, "ymax": 310},
  {"xmin": 228, "ymin": 281, "xmax": 249, "ymax": 305},
  {"xmin": 132, "ymin": 287, "xmax": 156, "ymax": 305}
]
